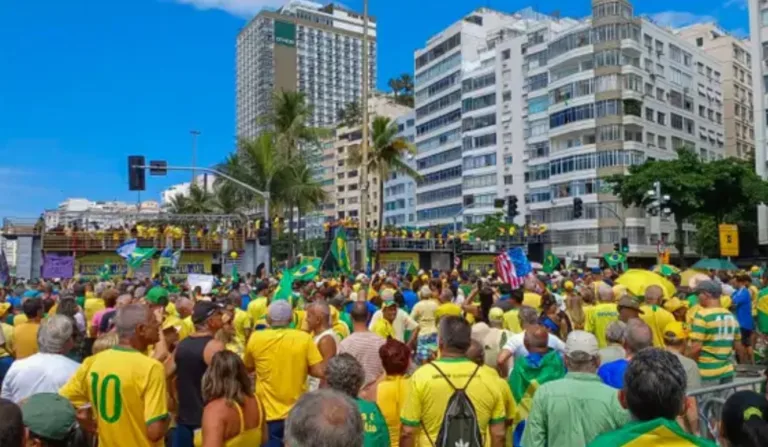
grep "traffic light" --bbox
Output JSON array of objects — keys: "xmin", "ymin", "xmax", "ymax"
[
  {"xmin": 507, "ymin": 196, "xmax": 519, "ymax": 219},
  {"xmin": 257, "ymin": 224, "xmax": 271, "ymax": 246},
  {"xmin": 128, "ymin": 156, "xmax": 146, "ymax": 191},
  {"xmin": 573, "ymin": 197, "xmax": 583, "ymax": 218},
  {"xmin": 621, "ymin": 237, "xmax": 629, "ymax": 254}
]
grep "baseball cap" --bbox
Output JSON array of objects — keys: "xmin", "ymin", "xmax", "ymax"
[
  {"xmin": 721, "ymin": 391, "xmax": 768, "ymax": 447},
  {"xmin": 0, "ymin": 302, "xmax": 10, "ymax": 316},
  {"xmin": 145, "ymin": 287, "xmax": 169, "ymax": 306},
  {"xmin": 565, "ymin": 330, "xmax": 599, "ymax": 357},
  {"xmin": 382, "ymin": 299, "xmax": 397, "ymax": 308},
  {"xmin": 21, "ymin": 393, "xmax": 76, "ymax": 441},
  {"xmin": 663, "ymin": 297, "xmax": 688, "ymax": 313},
  {"xmin": 563, "ymin": 280, "xmax": 574, "ymax": 291},
  {"xmin": 694, "ymin": 280, "xmax": 722, "ymax": 297},
  {"xmin": 191, "ymin": 301, "xmax": 223, "ymax": 325},
  {"xmin": 489, "ymin": 307, "xmax": 504, "ymax": 323},
  {"xmin": 663, "ymin": 321, "xmax": 689, "ymax": 342},
  {"xmin": 267, "ymin": 300, "xmax": 293, "ymax": 324},
  {"xmin": 380, "ymin": 289, "xmax": 395, "ymax": 301},
  {"xmin": 617, "ymin": 296, "xmax": 644, "ymax": 313}
]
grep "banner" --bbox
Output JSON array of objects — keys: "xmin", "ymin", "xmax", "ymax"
[
  {"xmin": 187, "ymin": 274, "xmax": 214, "ymax": 295},
  {"xmin": 76, "ymin": 253, "xmax": 128, "ymax": 278},
  {"xmin": 42, "ymin": 254, "xmax": 75, "ymax": 279},
  {"xmin": 151, "ymin": 253, "xmax": 212, "ymax": 277},
  {"xmin": 379, "ymin": 252, "xmax": 419, "ymax": 272},
  {"xmin": 462, "ymin": 255, "xmax": 494, "ymax": 273}
]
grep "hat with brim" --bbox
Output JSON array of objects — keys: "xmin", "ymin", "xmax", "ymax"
[
  {"xmin": 21, "ymin": 393, "xmax": 76, "ymax": 441},
  {"xmin": 146, "ymin": 287, "xmax": 169, "ymax": 306},
  {"xmin": 617, "ymin": 296, "xmax": 644, "ymax": 313}
]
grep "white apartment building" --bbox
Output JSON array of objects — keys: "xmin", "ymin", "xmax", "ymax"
[
  {"xmin": 413, "ymin": 8, "xmax": 568, "ymax": 228},
  {"xmin": 160, "ymin": 174, "xmax": 216, "ymax": 205},
  {"xmin": 748, "ymin": 0, "xmax": 768, "ymax": 244},
  {"xmin": 677, "ymin": 23, "xmax": 755, "ymax": 160},
  {"xmin": 382, "ymin": 110, "xmax": 417, "ymax": 226},
  {"xmin": 236, "ymin": 0, "xmax": 376, "ymax": 138}
]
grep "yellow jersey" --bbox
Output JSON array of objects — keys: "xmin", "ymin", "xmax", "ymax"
[
  {"xmin": 60, "ymin": 347, "xmax": 169, "ymax": 447},
  {"xmin": 243, "ymin": 328, "xmax": 323, "ymax": 421},
  {"xmin": 13, "ymin": 314, "xmax": 28, "ymax": 326},
  {"xmin": 585, "ymin": 303, "xmax": 618, "ymax": 348},
  {"xmin": 0, "ymin": 322, "xmax": 14, "ymax": 357},
  {"xmin": 13, "ymin": 322, "xmax": 40, "ymax": 359},
  {"xmin": 233, "ymin": 308, "xmax": 252, "ymax": 347},
  {"xmin": 502, "ymin": 309, "xmax": 523, "ymax": 334},
  {"xmin": 640, "ymin": 304, "xmax": 676, "ymax": 348},
  {"xmin": 377, "ymin": 375, "xmax": 409, "ymax": 447},
  {"xmin": 84, "ymin": 295, "xmax": 106, "ymax": 333},
  {"xmin": 400, "ymin": 358, "xmax": 506, "ymax": 447},
  {"xmin": 411, "ymin": 299, "xmax": 439, "ymax": 335},
  {"xmin": 247, "ymin": 297, "xmax": 268, "ymax": 327},
  {"xmin": 435, "ymin": 302, "xmax": 463, "ymax": 322},
  {"xmin": 165, "ymin": 303, "xmax": 179, "ymax": 319},
  {"xmin": 523, "ymin": 293, "xmax": 542, "ymax": 311},
  {"xmin": 371, "ymin": 318, "xmax": 396, "ymax": 339},
  {"xmin": 178, "ymin": 316, "xmax": 194, "ymax": 341}
]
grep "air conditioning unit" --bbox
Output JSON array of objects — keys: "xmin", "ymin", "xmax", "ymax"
[{"xmin": 649, "ymin": 73, "xmax": 656, "ymax": 81}]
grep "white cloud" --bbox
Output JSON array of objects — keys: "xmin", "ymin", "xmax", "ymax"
[
  {"xmin": 650, "ymin": 11, "xmax": 715, "ymax": 28},
  {"xmin": 172, "ymin": 0, "xmax": 284, "ymax": 18}
]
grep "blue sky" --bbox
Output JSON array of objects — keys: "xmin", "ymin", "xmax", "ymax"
[{"xmin": 0, "ymin": 0, "xmax": 751, "ymax": 219}]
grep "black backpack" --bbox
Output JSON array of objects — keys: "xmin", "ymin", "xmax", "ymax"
[{"xmin": 423, "ymin": 362, "xmax": 483, "ymax": 447}]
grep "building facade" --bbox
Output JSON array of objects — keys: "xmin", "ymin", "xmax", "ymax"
[
  {"xmin": 236, "ymin": 0, "xmax": 377, "ymax": 138},
  {"xmin": 382, "ymin": 110, "xmax": 417, "ymax": 226},
  {"xmin": 677, "ymin": 23, "xmax": 755, "ymax": 159},
  {"xmin": 748, "ymin": 0, "xmax": 768, "ymax": 244}
]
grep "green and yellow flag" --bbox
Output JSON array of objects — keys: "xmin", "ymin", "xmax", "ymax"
[
  {"xmin": 508, "ymin": 350, "xmax": 565, "ymax": 425},
  {"xmin": 757, "ymin": 288, "xmax": 768, "ymax": 333},
  {"xmin": 293, "ymin": 258, "xmax": 321, "ymax": 281},
  {"xmin": 541, "ymin": 251, "xmax": 560, "ymax": 274},
  {"xmin": 588, "ymin": 417, "xmax": 716, "ymax": 446},
  {"xmin": 603, "ymin": 251, "xmax": 627, "ymax": 268},
  {"xmin": 331, "ymin": 227, "xmax": 352, "ymax": 273}
]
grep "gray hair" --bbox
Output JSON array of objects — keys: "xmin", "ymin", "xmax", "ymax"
[
  {"xmin": 518, "ymin": 306, "xmax": 539, "ymax": 326},
  {"xmin": 94, "ymin": 282, "xmax": 107, "ymax": 298},
  {"xmin": 605, "ymin": 320, "xmax": 627, "ymax": 344},
  {"xmin": 115, "ymin": 304, "xmax": 149, "ymax": 339},
  {"xmin": 134, "ymin": 286, "xmax": 146, "ymax": 300},
  {"xmin": 37, "ymin": 315, "xmax": 73, "ymax": 354},
  {"xmin": 644, "ymin": 285, "xmax": 664, "ymax": 304},
  {"xmin": 325, "ymin": 353, "xmax": 364, "ymax": 398},
  {"xmin": 438, "ymin": 316, "xmax": 471, "ymax": 353},
  {"xmin": 597, "ymin": 283, "xmax": 614, "ymax": 302},
  {"xmin": 625, "ymin": 319, "xmax": 653, "ymax": 354},
  {"xmin": 116, "ymin": 294, "xmax": 133, "ymax": 307},
  {"xmin": 624, "ymin": 348, "xmax": 687, "ymax": 420},
  {"xmin": 285, "ymin": 389, "xmax": 363, "ymax": 447},
  {"xmin": 565, "ymin": 351, "xmax": 598, "ymax": 373}
]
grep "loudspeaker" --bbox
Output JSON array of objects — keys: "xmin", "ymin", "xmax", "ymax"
[{"xmin": 527, "ymin": 242, "xmax": 545, "ymax": 264}]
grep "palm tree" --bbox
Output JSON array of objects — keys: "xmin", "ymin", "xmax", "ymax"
[
  {"xmin": 349, "ymin": 116, "xmax": 421, "ymax": 268},
  {"xmin": 337, "ymin": 101, "xmax": 362, "ymax": 128},
  {"xmin": 212, "ymin": 181, "xmax": 242, "ymax": 215},
  {"xmin": 399, "ymin": 73, "xmax": 414, "ymax": 96},
  {"xmin": 166, "ymin": 194, "xmax": 189, "ymax": 214},
  {"xmin": 388, "ymin": 77, "xmax": 403, "ymax": 99},
  {"xmin": 184, "ymin": 183, "xmax": 216, "ymax": 214},
  {"xmin": 281, "ymin": 161, "xmax": 328, "ymax": 246}
]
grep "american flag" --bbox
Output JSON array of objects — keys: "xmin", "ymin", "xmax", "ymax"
[{"xmin": 496, "ymin": 249, "xmax": 525, "ymax": 288}]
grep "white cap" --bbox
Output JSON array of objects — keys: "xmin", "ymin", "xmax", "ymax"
[
  {"xmin": 355, "ymin": 273, "xmax": 368, "ymax": 282},
  {"xmin": 565, "ymin": 330, "xmax": 599, "ymax": 357}
]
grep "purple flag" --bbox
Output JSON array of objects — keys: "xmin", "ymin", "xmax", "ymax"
[{"xmin": 42, "ymin": 254, "xmax": 75, "ymax": 279}]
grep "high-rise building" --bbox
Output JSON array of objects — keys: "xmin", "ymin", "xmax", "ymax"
[
  {"xmin": 413, "ymin": 1, "xmax": 726, "ymax": 258},
  {"xmin": 322, "ymin": 95, "xmax": 412, "ymax": 227},
  {"xmin": 236, "ymin": 0, "xmax": 377, "ymax": 139},
  {"xmin": 382, "ymin": 110, "xmax": 417, "ymax": 226},
  {"xmin": 677, "ymin": 23, "xmax": 755, "ymax": 160},
  {"xmin": 747, "ymin": 0, "xmax": 768, "ymax": 244}
]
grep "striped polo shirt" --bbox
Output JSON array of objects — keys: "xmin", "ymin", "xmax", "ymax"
[{"xmin": 689, "ymin": 307, "xmax": 741, "ymax": 381}]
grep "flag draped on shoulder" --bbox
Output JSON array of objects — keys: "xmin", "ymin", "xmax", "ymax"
[
  {"xmin": 588, "ymin": 417, "xmax": 716, "ymax": 447},
  {"xmin": 330, "ymin": 227, "xmax": 352, "ymax": 273},
  {"xmin": 116, "ymin": 239, "xmax": 157, "ymax": 269},
  {"xmin": 508, "ymin": 350, "xmax": 566, "ymax": 425}
]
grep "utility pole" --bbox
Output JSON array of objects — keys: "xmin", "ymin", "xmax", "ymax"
[
  {"xmin": 359, "ymin": 0, "xmax": 370, "ymax": 272},
  {"xmin": 654, "ymin": 180, "xmax": 662, "ymax": 267},
  {"xmin": 190, "ymin": 130, "xmax": 201, "ymax": 184},
  {"xmin": 647, "ymin": 181, "xmax": 669, "ymax": 266}
]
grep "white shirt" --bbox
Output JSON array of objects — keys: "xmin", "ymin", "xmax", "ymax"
[
  {"xmin": 1, "ymin": 353, "xmax": 80, "ymax": 403},
  {"xmin": 369, "ymin": 309, "xmax": 418, "ymax": 342},
  {"xmin": 502, "ymin": 330, "xmax": 566, "ymax": 358}
]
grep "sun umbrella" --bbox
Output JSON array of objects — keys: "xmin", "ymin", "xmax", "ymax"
[
  {"xmin": 691, "ymin": 258, "xmax": 738, "ymax": 271},
  {"xmin": 680, "ymin": 269, "xmax": 706, "ymax": 287},
  {"xmin": 687, "ymin": 273, "xmax": 711, "ymax": 289},
  {"xmin": 615, "ymin": 269, "xmax": 676, "ymax": 299},
  {"xmin": 652, "ymin": 264, "xmax": 680, "ymax": 277}
]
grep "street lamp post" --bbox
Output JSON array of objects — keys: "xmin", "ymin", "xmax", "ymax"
[
  {"xmin": 359, "ymin": 0, "xmax": 370, "ymax": 273},
  {"xmin": 190, "ymin": 130, "xmax": 201, "ymax": 183}
]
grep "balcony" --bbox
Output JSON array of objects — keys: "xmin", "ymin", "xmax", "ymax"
[{"xmin": 41, "ymin": 232, "xmax": 246, "ymax": 253}]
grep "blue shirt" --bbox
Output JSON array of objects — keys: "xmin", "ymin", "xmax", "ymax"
[
  {"xmin": 597, "ymin": 358, "xmax": 629, "ymax": 389},
  {"xmin": 240, "ymin": 293, "xmax": 251, "ymax": 311},
  {"xmin": 6, "ymin": 296, "xmax": 21, "ymax": 310},
  {"xmin": 732, "ymin": 287, "xmax": 754, "ymax": 330},
  {"xmin": 402, "ymin": 289, "xmax": 418, "ymax": 312}
]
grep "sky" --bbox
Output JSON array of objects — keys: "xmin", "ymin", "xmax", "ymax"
[{"xmin": 0, "ymin": 0, "xmax": 753, "ymax": 219}]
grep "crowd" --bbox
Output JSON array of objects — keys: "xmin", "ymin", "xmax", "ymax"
[{"xmin": 0, "ymin": 264, "xmax": 767, "ymax": 447}]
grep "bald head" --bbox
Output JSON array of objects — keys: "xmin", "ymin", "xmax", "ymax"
[
  {"xmin": 625, "ymin": 319, "xmax": 653, "ymax": 354},
  {"xmin": 524, "ymin": 325, "xmax": 550, "ymax": 353},
  {"xmin": 350, "ymin": 301, "xmax": 369, "ymax": 323},
  {"xmin": 644, "ymin": 285, "xmax": 664, "ymax": 305},
  {"xmin": 598, "ymin": 283, "xmax": 614, "ymax": 302}
]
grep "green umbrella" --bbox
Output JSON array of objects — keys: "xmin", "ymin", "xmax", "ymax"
[{"xmin": 692, "ymin": 258, "xmax": 739, "ymax": 271}]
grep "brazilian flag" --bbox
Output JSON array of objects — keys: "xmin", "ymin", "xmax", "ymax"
[
  {"xmin": 757, "ymin": 288, "xmax": 768, "ymax": 334},
  {"xmin": 509, "ymin": 350, "xmax": 565, "ymax": 430},
  {"xmin": 589, "ymin": 417, "xmax": 715, "ymax": 446},
  {"xmin": 331, "ymin": 227, "xmax": 352, "ymax": 273},
  {"xmin": 541, "ymin": 251, "xmax": 560, "ymax": 274},
  {"xmin": 293, "ymin": 258, "xmax": 321, "ymax": 281},
  {"xmin": 603, "ymin": 251, "xmax": 627, "ymax": 268},
  {"xmin": 406, "ymin": 263, "xmax": 418, "ymax": 276}
]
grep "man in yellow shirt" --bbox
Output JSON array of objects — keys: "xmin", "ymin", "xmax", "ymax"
[
  {"xmin": 502, "ymin": 290, "xmax": 525, "ymax": 334},
  {"xmin": 435, "ymin": 289, "xmax": 462, "ymax": 322},
  {"xmin": 14, "ymin": 298, "xmax": 43, "ymax": 359},
  {"xmin": 0, "ymin": 302, "xmax": 15, "ymax": 382},
  {"xmin": 371, "ymin": 300, "xmax": 398, "ymax": 339},
  {"xmin": 60, "ymin": 303, "xmax": 169, "ymax": 447},
  {"xmin": 585, "ymin": 284, "xmax": 619, "ymax": 348},
  {"xmin": 227, "ymin": 291, "xmax": 252, "ymax": 349},
  {"xmin": 640, "ymin": 285, "xmax": 676, "ymax": 348},
  {"xmin": 174, "ymin": 297, "xmax": 195, "ymax": 341},
  {"xmin": 400, "ymin": 316, "xmax": 506, "ymax": 447},
  {"xmin": 244, "ymin": 300, "xmax": 325, "ymax": 446},
  {"xmin": 247, "ymin": 283, "xmax": 270, "ymax": 330}
]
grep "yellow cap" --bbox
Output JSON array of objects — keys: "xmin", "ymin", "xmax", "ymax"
[
  {"xmin": 564, "ymin": 280, "xmax": 574, "ymax": 291},
  {"xmin": 0, "ymin": 302, "xmax": 10, "ymax": 316},
  {"xmin": 751, "ymin": 266, "xmax": 761, "ymax": 273},
  {"xmin": 663, "ymin": 297, "xmax": 688, "ymax": 313},
  {"xmin": 664, "ymin": 321, "xmax": 689, "ymax": 341},
  {"xmin": 489, "ymin": 307, "xmax": 504, "ymax": 322},
  {"xmin": 420, "ymin": 274, "xmax": 429, "ymax": 281},
  {"xmin": 352, "ymin": 283, "xmax": 361, "ymax": 292}
]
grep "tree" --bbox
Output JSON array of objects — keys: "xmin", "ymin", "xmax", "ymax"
[
  {"xmin": 608, "ymin": 148, "xmax": 708, "ymax": 264},
  {"xmin": 698, "ymin": 157, "xmax": 768, "ymax": 225},
  {"xmin": 166, "ymin": 194, "xmax": 190, "ymax": 214},
  {"xmin": 280, "ymin": 162, "xmax": 328, "ymax": 244},
  {"xmin": 387, "ymin": 74, "xmax": 414, "ymax": 107},
  {"xmin": 467, "ymin": 213, "xmax": 512, "ymax": 241},
  {"xmin": 183, "ymin": 183, "xmax": 216, "ymax": 214},
  {"xmin": 349, "ymin": 116, "xmax": 420, "ymax": 268},
  {"xmin": 336, "ymin": 101, "xmax": 362, "ymax": 128}
]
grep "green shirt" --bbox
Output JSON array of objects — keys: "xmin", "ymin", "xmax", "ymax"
[
  {"xmin": 588, "ymin": 418, "xmax": 716, "ymax": 446},
  {"xmin": 356, "ymin": 398, "xmax": 390, "ymax": 447},
  {"xmin": 340, "ymin": 311, "xmax": 353, "ymax": 333},
  {"xmin": 522, "ymin": 372, "xmax": 629, "ymax": 447},
  {"xmin": 76, "ymin": 295, "xmax": 85, "ymax": 309}
]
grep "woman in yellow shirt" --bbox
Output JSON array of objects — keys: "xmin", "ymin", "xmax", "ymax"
[
  {"xmin": 360, "ymin": 338, "xmax": 411, "ymax": 447},
  {"xmin": 195, "ymin": 351, "xmax": 267, "ymax": 447}
]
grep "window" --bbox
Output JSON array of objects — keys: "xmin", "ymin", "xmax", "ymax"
[
  {"xmin": 502, "ymin": 49, "xmax": 511, "ymax": 60},
  {"xmin": 504, "ymin": 175, "xmax": 513, "ymax": 185},
  {"xmin": 416, "ymin": 90, "xmax": 462, "ymax": 119},
  {"xmin": 671, "ymin": 113, "xmax": 683, "ymax": 130},
  {"xmin": 462, "ymin": 72, "xmax": 495, "ymax": 93},
  {"xmin": 416, "ymin": 165, "xmax": 462, "ymax": 186},
  {"xmin": 594, "ymin": 49, "xmax": 621, "ymax": 67},
  {"xmin": 418, "ymin": 128, "xmax": 461, "ymax": 153},
  {"xmin": 416, "ymin": 204, "xmax": 462, "ymax": 221},
  {"xmin": 416, "ymin": 109, "xmax": 461, "ymax": 136},
  {"xmin": 416, "ymin": 33, "xmax": 461, "ymax": 70},
  {"xmin": 462, "ymin": 93, "xmax": 496, "ymax": 112},
  {"xmin": 415, "ymin": 71, "xmax": 461, "ymax": 101},
  {"xmin": 548, "ymin": 29, "xmax": 590, "ymax": 60},
  {"xmin": 463, "ymin": 133, "xmax": 496, "ymax": 151},
  {"xmin": 463, "ymin": 153, "xmax": 497, "ymax": 170},
  {"xmin": 549, "ymin": 104, "xmax": 594, "ymax": 128},
  {"xmin": 696, "ymin": 37, "xmax": 703, "ymax": 47},
  {"xmin": 416, "ymin": 185, "xmax": 462, "ymax": 204},
  {"xmin": 462, "ymin": 113, "xmax": 496, "ymax": 131},
  {"xmin": 645, "ymin": 107, "xmax": 654, "ymax": 122},
  {"xmin": 657, "ymin": 112, "xmax": 666, "ymax": 126},
  {"xmin": 549, "ymin": 79, "xmax": 594, "ymax": 104},
  {"xmin": 527, "ymin": 119, "xmax": 548, "ymax": 137},
  {"xmin": 463, "ymin": 174, "xmax": 497, "ymax": 189},
  {"xmin": 528, "ymin": 96, "xmax": 549, "ymax": 114},
  {"xmin": 595, "ymin": 99, "xmax": 622, "ymax": 117},
  {"xmin": 528, "ymin": 73, "xmax": 548, "ymax": 92},
  {"xmin": 417, "ymin": 147, "xmax": 461, "ymax": 169},
  {"xmin": 415, "ymin": 52, "xmax": 462, "ymax": 87},
  {"xmin": 624, "ymin": 74, "xmax": 643, "ymax": 93},
  {"xmin": 597, "ymin": 124, "xmax": 623, "ymax": 142}
]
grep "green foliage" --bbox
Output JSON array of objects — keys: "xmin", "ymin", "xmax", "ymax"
[
  {"xmin": 467, "ymin": 213, "xmax": 512, "ymax": 241},
  {"xmin": 388, "ymin": 73, "xmax": 414, "ymax": 107},
  {"xmin": 336, "ymin": 101, "xmax": 361, "ymax": 128}
]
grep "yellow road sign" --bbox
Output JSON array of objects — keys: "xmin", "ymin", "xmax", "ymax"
[{"xmin": 719, "ymin": 224, "xmax": 739, "ymax": 257}]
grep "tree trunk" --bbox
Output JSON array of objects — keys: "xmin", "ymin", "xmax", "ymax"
[
  {"xmin": 675, "ymin": 219, "xmax": 687, "ymax": 268},
  {"xmin": 297, "ymin": 207, "xmax": 303, "ymax": 257},
  {"xmin": 288, "ymin": 203, "xmax": 296, "ymax": 267},
  {"xmin": 375, "ymin": 177, "xmax": 385, "ymax": 271}
]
